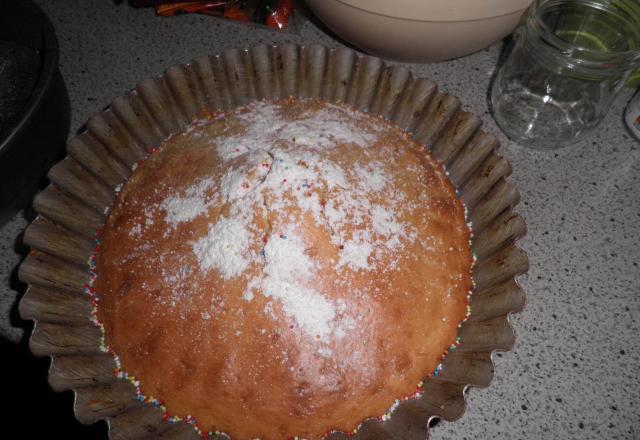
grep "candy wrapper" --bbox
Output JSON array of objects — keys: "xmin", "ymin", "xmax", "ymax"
[{"xmin": 130, "ymin": 0, "xmax": 301, "ymax": 32}]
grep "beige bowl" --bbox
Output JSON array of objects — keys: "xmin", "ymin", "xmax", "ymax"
[{"xmin": 306, "ymin": 0, "xmax": 533, "ymax": 62}]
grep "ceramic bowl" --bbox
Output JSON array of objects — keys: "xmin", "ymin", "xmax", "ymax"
[{"xmin": 305, "ymin": 0, "xmax": 534, "ymax": 62}]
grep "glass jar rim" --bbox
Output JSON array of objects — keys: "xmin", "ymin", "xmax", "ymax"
[{"xmin": 529, "ymin": 0, "xmax": 640, "ymax": 63}]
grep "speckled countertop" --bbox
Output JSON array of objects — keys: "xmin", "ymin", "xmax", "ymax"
[{"xmin": 1, "ymin": 1, "xmax": 638, "ymax": 439}]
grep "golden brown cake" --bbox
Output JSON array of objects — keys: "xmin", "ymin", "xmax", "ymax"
[{"xmin": 94, "ymin": 98, "xmax": 472, "ymax": 439}]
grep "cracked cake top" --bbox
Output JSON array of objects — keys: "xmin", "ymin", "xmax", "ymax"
[{"xmin": 94, "ymin": 98, "xmax": 473, "ymax": 440}]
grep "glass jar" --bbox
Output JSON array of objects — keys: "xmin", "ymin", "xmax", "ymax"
[{"xmin": 490, "ymin": 0, "xmax": 640, "ymax": 149}]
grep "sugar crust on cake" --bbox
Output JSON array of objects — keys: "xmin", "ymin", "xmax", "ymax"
[{"xmin": 92, "ymin": 98, "xmax": 473, "ymax": 440}]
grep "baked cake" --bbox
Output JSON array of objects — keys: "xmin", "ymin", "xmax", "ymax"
[{"xmin": 93, "ymin": 98, "xmax": 473, "ymax": 439}]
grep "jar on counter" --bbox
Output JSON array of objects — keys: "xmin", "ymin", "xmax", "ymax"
[{"xmin": 490, "ymin": 0, "xmax": 640, "ymax": 149}]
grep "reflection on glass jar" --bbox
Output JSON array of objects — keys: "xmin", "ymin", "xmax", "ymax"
[{"xmin": 491, "ymin": 0, "xmax": 640, "ymax": 149}]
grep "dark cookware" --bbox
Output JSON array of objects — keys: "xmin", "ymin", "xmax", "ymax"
[{"xmin": 0, "ymin": 0, "xmax": 70, "ymax": 225}]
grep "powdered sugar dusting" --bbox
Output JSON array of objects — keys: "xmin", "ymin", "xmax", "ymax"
[
  {"xmin": 215, "ymin": 101, "xmax": 377, "ymax": 162},
  {"xmin": 219, "ymin": 150, "xmax": 273, "ymax": 202},
  {"xmin": 253, "ymin": 226, "xmax": 337, "ymax": 340},
  {"xmin": 338, "ymin": 238, "xmax": 373, "ymax": 271},
  {"xmin": 278, "ymin": 106, "xmax": 378, "ymax": 150},
  {"xmin": 162, "ymin": 196, "xmax": 209, "ymax": 224},
  {"xmin": 371, "ymin": 205, "xmax": 404, "ymax": 239},
  {"xmin": 215, "ymin": 102, "xmax": 281, "ymax": 162},
  {"xmin": 160, "ymin": 178, "xmax": 218, "ymax": 225},
  {"xmin": 167, "ymin": 100, "xmax": 419, "ymax": 340},
  {"xmin": 192, "ymin": 215, "xmax": 252, "ymax": 279},
  {"xmin": 354, "ymin": 162, "xmax": 389, "ymax": 192}
]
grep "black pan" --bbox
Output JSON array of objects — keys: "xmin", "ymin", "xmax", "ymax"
[{"xmin": 0, "ymin": 0, "xmax": 70, "ymax": 225}]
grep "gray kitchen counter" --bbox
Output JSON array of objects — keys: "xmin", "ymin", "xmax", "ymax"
[{"xmin": 1, "ymin": 0, "xmax": 638, "ymax": 438}]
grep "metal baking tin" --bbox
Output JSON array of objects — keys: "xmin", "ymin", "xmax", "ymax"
[{"xmin": 18, "ymin": 44, "xmax": 528, "ymax": 440}]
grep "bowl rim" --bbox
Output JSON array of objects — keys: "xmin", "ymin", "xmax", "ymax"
[{"xmin": 317, "ymin": 0, "xmax": 533, "ymax": 23}]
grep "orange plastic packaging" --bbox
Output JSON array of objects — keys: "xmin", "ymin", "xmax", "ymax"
[{"xmin": 153, "ymin": 0, "xmax": 295, "ymax": 31}]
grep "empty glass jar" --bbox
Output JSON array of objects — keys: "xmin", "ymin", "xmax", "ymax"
[{"xmin": 491, "ymin": 0, "xmax": 640, "ymax": 149}]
